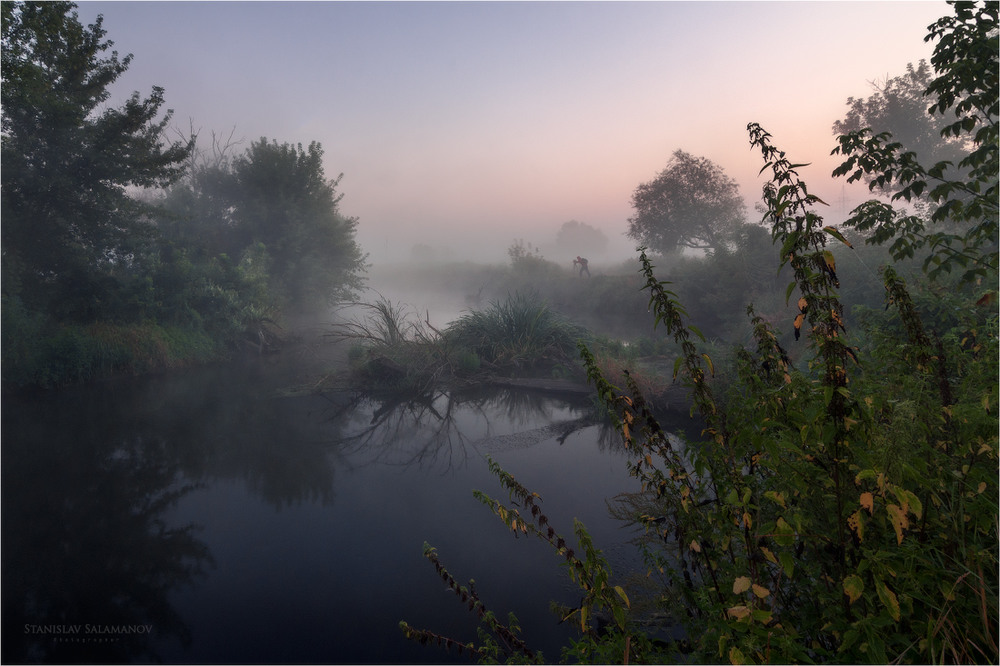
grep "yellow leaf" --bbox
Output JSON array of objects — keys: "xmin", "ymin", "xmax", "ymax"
[
  {"xmin": 847, "ymin": 510, "xmax": 865, "ymax": 542},
  {"xmin": 751, "ymin": 583, "xmax": 770, "ymax": 599},
  {"xmin": 823, "ymin": 250, "xmax": 836, "ymax": 273},
  {"xmin": 729, "ymin": 646, "xmax": 746, "ymax": 665},
  {"xmin": 726, "ymin": 605, "xmax": 751, "ymax": 620},
  {"xmin": 860, "ymin": 491, "xmax": 874, "ymax": 514},
  {"xmin": 793, "ymin": 313, "xmax": 805, "ymax": 340},
  {"xmin": 742, "ymin": 511, "xmax": 752, "ymax": 529},
  {"xmin": 887, "ymin": 504, "xmax": 908, "ymax": 544},
  {"xmin": 613, "ymin": 585, "xmax": 630, "ymax": 608},
  {"xmin": 690, "ymin": 539, "xmax": 701, "ymax": 553},
  {"xmin": 843, "ymin": 574, "xmax": 864, "ymax": 604},
  {"xmin": 978, "ymin": 481, "xmax": 987, "ymax": 493},
  {"xmin": 761, "ymin": 547, "xmax": 778, "ymax": 565},
  {"xmin": 733, "ymin": 576, "xmax": 751, "ymax": 594},
  {"xmin": 797, "ymin": 296, "xmax": 808, "ymax": 312},
  {"xmin": 875, "ymin": 578, "xmax": 901, "ymax": 622}
]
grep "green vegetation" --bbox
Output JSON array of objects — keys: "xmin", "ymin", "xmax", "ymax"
[
  {"xmin": 334, "ymin": 292, "xmax": 592, "ymax": 393},
  {"xmin": 402, "ymin": 3, "xmax": 997, "ymax": 662},
  {"xmin": 1, "ymin": 2, "xmax": 365, "ymax": 387}
]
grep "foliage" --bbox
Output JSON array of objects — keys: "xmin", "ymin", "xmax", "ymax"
[
  {"xmin": 402, "ymin": 457, "xmax": 667, "ymax": 664},
  {"xmin": 444, "ymin": 293, "xmax": 587, "ymax": 372},
  {"xmin": 162, "ymin": 137, "xmax": 367, "ymax": 314},
  {"xmin": 627, "ymin": 150, "xmax": 748, "ymax": 254},
  {"xmin": 1, "ymin": 0, "xmax": 192, "ymax": 320},
  {"xmin": 576, "ymin": 124, "xmax": 997, "ymax": 664},
  {"xmin": 1, "ymin": 296, "xmax": 219, "ymax": 387},
  {"xmin": 831, "ymin": 0, "xmax": 998, "ymax": 283},
  {"xmin": 832, "ymin": 59, "xmax": 968, "ymax": 193}
]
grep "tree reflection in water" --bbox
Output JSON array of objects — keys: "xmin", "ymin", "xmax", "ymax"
[
  {"xmin": 326, "ymin": 386, "xmax": 609, "ymax": 472},
  {"xmin": 2, "ymin": 355, "xmax": 643, "ymax": 664},
  {"xmin": 2, "ymin": 424, "xmax": 210, "ymax": 664}
]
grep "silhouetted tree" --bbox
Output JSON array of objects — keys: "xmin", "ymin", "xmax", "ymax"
[
  {"xmin": 832, "ymin": 60, "xmax": 968, "ymax": 196},
  {"xmin": 626, "ymin": 150, "xmax": 747, "ymax": 254},
  {"xmin": 1, "ymin": 1, "xmax": 192, "ymax": 319},
  {"xmin": 555, "ymin": 220, "xmax": 608, "ymax": 256}
]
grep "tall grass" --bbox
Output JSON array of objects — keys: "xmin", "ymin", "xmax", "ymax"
[{"xmin": 444, "ymin": 292, "xmax": 586, "ymax": 371}]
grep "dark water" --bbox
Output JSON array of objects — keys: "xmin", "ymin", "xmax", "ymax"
[{"xmin": 1, "ymin": 348, "xmax": 689, "ymax": 664}]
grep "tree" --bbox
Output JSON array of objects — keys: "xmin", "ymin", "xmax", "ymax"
[
  {"xmin": 554, "ymin": 220, "xmax": 608, "ymax": 257},
  {"xmin": 1, "ymin": 1, "xmax": 192, "ymax": 319},
  {"xmin": 832, "ymin": 0, "xmax": 997, "ymax": 282},
  {"xmin": 223, "ymin": 138, "xmax": 366, "ymax": 311},
  {"xmin": 832, "ymin": 60, "xmax": 968, "ymax": 193},
  {"xmin": 626, "ymin": 150, "xmax": 747, "ymax": 254}
]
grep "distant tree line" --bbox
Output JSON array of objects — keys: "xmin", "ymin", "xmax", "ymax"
[{"xmin": 1, "ymin": 1, "xmax": 366, "ymax": 385}]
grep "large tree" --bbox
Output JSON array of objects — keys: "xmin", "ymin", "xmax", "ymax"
[
  {"xmin": 832, "ymin": 59, "xmax": 968, "ymax": 195},
  {"xmin": 627, "ymin": 150, "xmax": 746, "ymax": 254},
  {"xmin": 1, "ymin": 1, "xmax": 192, "ymax": 319},
  {"xmin": 163, "ymin": 138, "xmax": 367, "ymax": 312},
  {"xmin": 832, "ymin": 0, "xmax": 997, "ymax": 282}
]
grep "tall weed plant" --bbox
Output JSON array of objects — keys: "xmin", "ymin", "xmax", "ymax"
[{"xmin": 577, "ymin": 125, "xmax": 998, "ymax": 664}]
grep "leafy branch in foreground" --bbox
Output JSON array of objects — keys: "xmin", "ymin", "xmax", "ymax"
[
  {"xmin": 578, "ymin": 123, "xmax": 996, "ymax": 664},
  {"xmin": 831, "ymin": 1, "xmax": 997, "ymax": 283},
  {"xmin": 401, "ymin": 456, "xmax": 664, "ymax": 664}
]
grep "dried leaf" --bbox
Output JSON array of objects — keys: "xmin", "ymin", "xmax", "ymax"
[
  {"xmin": 847, "ymin": 510, "xmax": 865, "ymax": 542},
  {"xmin": 859, "ymin": 492, "xmax": 874, "ymax": 514},
  {"xmin": 733, "ymin": 576, "xmax": 751, "ymax": 594},
  {"xmin": 726, "ymin": 605, "xmax": 751, "ymax": 620},
  {"xmin": 751, "ymin": 583, "xmax": 770, "ymax": 599},
  {"xmin": 793, "ymin": 313, "xmax": 805, "ymax": 341},
  {"xmin": 887, "ymin": 503, "xmax": 908, "ymax": 544}
]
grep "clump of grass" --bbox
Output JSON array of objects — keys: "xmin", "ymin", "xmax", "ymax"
[{"xmin": 444, "ymin": 292, "xmax": 586, "ymax": 372}]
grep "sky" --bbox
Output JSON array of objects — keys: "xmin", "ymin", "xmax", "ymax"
[{"xmin": 73, "ymin": 0, "xmax": 950, "ymax": 264}]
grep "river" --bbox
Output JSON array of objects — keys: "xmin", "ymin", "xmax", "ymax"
[{"xmin": 1, "ymin": 340, "xmax": 694, "ymax": 664}]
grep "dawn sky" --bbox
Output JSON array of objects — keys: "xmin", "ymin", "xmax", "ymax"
[{"xmin": 74, "ymin": 1, "xmax": 949, "ymax": 263}]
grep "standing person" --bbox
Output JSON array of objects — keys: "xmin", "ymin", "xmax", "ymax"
[{"xmin": 573, "ymin": 256, "xmax": 590, "ymax": 277}]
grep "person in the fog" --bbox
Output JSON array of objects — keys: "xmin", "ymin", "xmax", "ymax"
[{"xmin": 573, "ymin": 256, "xmax": 590, "ymax": 277}]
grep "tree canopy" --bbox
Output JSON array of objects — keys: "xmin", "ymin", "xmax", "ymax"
[
  {"xmin": 161, "ymin": 138, "xmax": 367, "ymax": 312},
  {"xmin": 626, "ymin": 150, "xmax": 747, "ymax": 254},
  {"xmin": 1, "ymin": 0, "xmax": 192, "ymax": 319}
]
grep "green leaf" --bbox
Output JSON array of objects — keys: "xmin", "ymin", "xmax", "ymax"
[
  {"xmin": 613, "ymin": 585, "xmax": 630, "ymax": 608},
  {"xmin": 774, "ymin": 517, "xmax": 795, "ymax": 547},
  {"xmin": 779, "ymin": 551, "xmax": 795, "ymax": 578},
  {"xmin": 672, "ymin": 355, "xmax": 683, "ymax": 379},
  {"xmin": 822, "ymin": 226, "xmax": 853, "ymax": 248},
  {"xmin": 874, "ymin": 576, "xmax": 901, "ymax": 621},
  {"xmin": 785, "ymin": 280, "xmax": 797, "ymax": 305}
]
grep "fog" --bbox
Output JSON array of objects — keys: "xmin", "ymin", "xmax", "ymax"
[{"xmin": 71, "ymin": 1, "xmax": 945, "ymax": 266}]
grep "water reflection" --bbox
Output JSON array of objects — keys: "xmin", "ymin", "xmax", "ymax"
[
  {"xmin": 2, "ymin": 357, "xmax": 660, "ymax": 664},
  {"xmin": 331, "ymin": 386, "xmax": 605, "ymax": 471},
  {"xmin": 2, "ymin": 412, "xmax": 209, "ymax": 663}
]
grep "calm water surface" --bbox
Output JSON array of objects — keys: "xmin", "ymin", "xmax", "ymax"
[{"xmin": 2, "ymin": 350, "xmax": 680, "ymax": 664}]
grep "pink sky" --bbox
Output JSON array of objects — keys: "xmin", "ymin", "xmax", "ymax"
[{"xmin": 76, "ymin": 1, "xmax": 949, "ymax": 263}]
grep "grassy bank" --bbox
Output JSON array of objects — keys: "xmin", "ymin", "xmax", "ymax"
[{"xmin": 1, "ymin": 299, "xmax": 232, "ymax": 388}]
